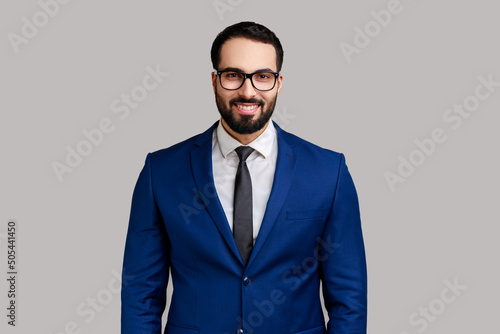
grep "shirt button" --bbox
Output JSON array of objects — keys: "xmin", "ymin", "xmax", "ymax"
[
  {"xmin": 237, "ymin": 329, "xmax": 244, "ymax": 334},
  {"xmin": 243, "ymin": 277, "xmax": 251, "ymax": 286}
]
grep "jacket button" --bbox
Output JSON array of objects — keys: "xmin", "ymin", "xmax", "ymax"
[{"xmin": 243, "ymin": 277, "xmax": 251, "ymax": 286}]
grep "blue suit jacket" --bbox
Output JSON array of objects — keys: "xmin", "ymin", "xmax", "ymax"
[{"xmin": 121, "ymin": 121, "xmax": 367, "ymax": 334}]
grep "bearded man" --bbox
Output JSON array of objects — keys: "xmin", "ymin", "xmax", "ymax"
[{"xmin": 121, "ymin": 21, "xmax": 367, "ymax": 334}]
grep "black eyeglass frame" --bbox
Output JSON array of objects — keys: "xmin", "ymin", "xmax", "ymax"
[{"xmin": 214, "ymin": 70, "xmax": 280, "ymax": 91}]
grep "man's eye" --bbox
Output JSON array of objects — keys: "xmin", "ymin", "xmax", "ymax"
[
  {"xmin": 255, "ymin": 73, "xmax": 272, "ymax": 81},
  {"xmin": 225, "ymin": 72, "xmax": 240, "ymax": 79}
]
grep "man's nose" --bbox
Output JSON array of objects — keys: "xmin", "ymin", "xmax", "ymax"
[{"xmin": 238, "ymin": 77, "xmax": 257, "ymax": 99}]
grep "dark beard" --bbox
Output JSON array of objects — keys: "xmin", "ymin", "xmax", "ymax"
[{"xmin": 215, "ymin": 86, "xmax": 277, "ymax": 135}]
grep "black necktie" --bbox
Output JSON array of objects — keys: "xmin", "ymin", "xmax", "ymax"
[{"xmin": 233, "ymin": 146, "xmax": 254, "ymax": 265}]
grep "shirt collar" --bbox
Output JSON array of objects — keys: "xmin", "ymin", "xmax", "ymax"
[{"xmin": 216, "ymin": 119, "xmax": 276, "ymax": 159}]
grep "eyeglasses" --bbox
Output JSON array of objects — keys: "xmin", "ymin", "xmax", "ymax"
[{"xmin": 214, "ymin": 70, "xmax": 279, "ymax": 91}]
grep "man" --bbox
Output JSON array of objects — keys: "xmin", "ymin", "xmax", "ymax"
[{"xmin": 121, "ymin": 21, "xmax": 367, "ymax": 334}]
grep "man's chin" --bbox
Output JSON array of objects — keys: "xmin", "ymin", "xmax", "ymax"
[{"xmin": 226, "ymin": 116, "xmax": 270, "ymax": 135}]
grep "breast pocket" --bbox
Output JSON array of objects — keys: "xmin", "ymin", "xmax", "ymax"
[
  {"xmin": 165, "ymin": 322, "xmax": 200, "ymax": 334},
  {"xmin": 286, "ymin": 208, "xmax": 329, "ymax": 222}
]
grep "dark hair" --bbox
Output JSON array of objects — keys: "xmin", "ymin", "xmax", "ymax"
[{"xmin": 211, "ymin": 21, "xmax": 284, "ymax": 72}]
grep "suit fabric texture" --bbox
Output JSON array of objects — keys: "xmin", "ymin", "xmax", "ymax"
[{"xmin": 121, "ymin": 121, "xmax": 367, "ymax": 334}]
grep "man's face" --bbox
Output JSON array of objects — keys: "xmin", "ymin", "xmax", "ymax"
[{"xmin": 212, "ymin": 37, "xmax": 283, "ymax": 135}]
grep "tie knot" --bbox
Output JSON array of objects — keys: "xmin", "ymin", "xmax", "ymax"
[{"xmin": 235, "ymin": 146, "xmax": 254, "ymax": 162}]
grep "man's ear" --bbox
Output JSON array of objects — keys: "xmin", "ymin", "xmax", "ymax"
[
  {"xmin": 276, "ymin": 74, "xmax": 283, "ymax": 96},
  {"xmin": 211, "ymin": 72, "xmax": 217, "ymax": 93}
]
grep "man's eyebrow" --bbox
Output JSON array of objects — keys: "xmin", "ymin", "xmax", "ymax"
[{"xmin": 219, "ymin": 67, "xmax": 277, "ymax": 73}]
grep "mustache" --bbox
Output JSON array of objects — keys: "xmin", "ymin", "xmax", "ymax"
[{"xmin": 229, "ymin": 98, "xmax": 264, "ymax": 105}]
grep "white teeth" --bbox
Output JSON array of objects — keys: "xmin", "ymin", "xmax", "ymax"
[{"xmin": 236, "ymin": 104, "xmax": 258, "ymax": 111}]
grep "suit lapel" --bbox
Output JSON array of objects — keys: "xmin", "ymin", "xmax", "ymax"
[
  {"xmin": 190, "ymin": 122, "xmax": 244, "ymax": 265},
  {"xmin": 246, "ymin": 122, "xmax": 298, "ymax": 268},
  {"xmin": 190, "ymin": 121, "xmax": 298, "ymax": 268}
]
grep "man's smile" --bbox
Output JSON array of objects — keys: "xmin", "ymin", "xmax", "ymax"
[{"xmin": 234, "ymin": 103, "xmax": 261, "ymax": 115}]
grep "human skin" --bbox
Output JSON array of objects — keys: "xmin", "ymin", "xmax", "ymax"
[{"xmin": 211, "ymin": 37, "xmax": 283, "ymax": 145}]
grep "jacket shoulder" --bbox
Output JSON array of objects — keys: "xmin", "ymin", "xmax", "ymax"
[
  {"xmin": 277, "ymin": 124, "xmax": 344, "ymax": 164},
  {"xmin": 148, "ymin": 122, "xmax": 216, "ymax": 163},
  {"xmin": 150, "ymin": 133, "xmax": 199, "ymax": 160}
]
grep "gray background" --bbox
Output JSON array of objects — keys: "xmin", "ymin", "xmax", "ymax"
[{"xmin": 1, "ymin": 0, "xmax": 499, "ymax": 333}]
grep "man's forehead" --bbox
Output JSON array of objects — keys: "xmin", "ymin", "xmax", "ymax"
[{"xmin": 218, "ymin": 37, "xmax": 277, "ymax": 72}]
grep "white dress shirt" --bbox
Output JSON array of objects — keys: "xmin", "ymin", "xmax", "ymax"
[{"xmin": 211, "ymin": 120, "xmax": 278, "ymax": 244}]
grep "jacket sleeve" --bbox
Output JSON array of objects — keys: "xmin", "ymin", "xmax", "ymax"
[
  {"xmin": 121, "ymin": 153, "xmax": 170, "ymax": 334},
  {"xmin": 320, "ymin": 153, "xmax": 367, "ymax": 334}
]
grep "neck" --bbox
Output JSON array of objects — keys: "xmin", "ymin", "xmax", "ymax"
[{"xmin": 220, "ymin": 119, "xmax": 270, "ymax": 145}]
